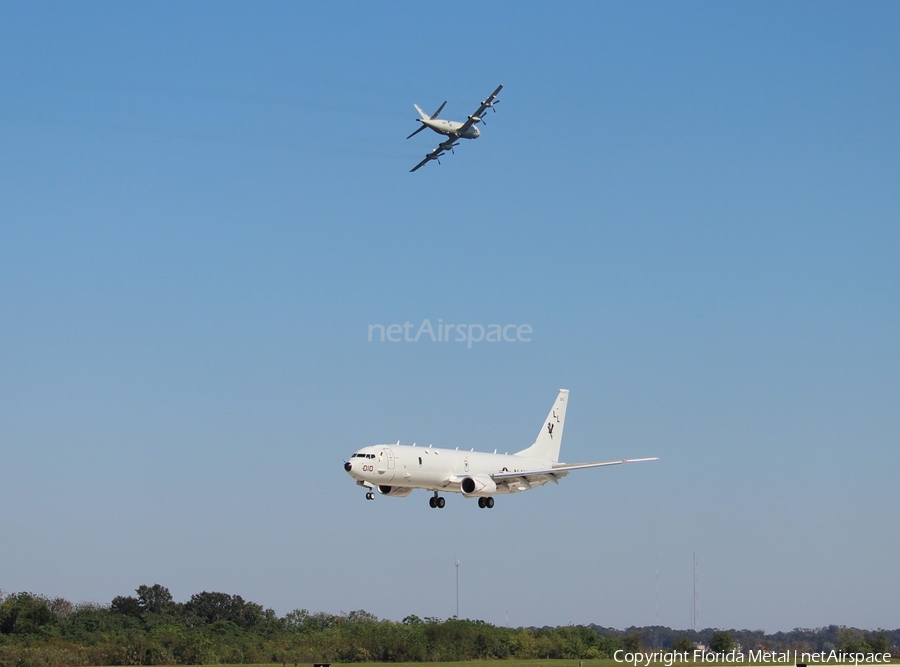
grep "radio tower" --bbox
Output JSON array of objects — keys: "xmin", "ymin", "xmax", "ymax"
[
  {"xmin": 692, "ymin": 552, "xmax": 699, "ymax": 631},
  {"xmin": 653, "ymin": 555, "xmax": 659, "ymax": 650},
  {"xmin": 455, "ymin": 557, "xmax": 460, "ymax": 619}
]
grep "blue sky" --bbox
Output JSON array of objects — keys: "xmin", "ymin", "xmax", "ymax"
[{"xmin": 2, "ymin": 2, "xmax": 898, "ymax": 633}]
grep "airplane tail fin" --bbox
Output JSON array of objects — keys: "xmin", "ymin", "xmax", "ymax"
[
  {"xmin": 515, "ymin": 389, "xmax": 569, "ymax": 462},
  {"xmin": 413, "ymin": 101, "xmax": 447, "ymax": 120}
]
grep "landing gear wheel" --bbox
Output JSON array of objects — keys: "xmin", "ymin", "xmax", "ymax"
[
  {"xmin": 365, "ymin": 492, "xmax": 374, "ymax": 500},
  {"xmin": 478, "ymin": 497, "xmax": 486, "ymax": 508},
  {"xmin": 429, "ymin": 496, "xmax": 436, "ymax": 508},
  {"xmin": 437, "ymin": 496, "xmax": 446, "ymax": 508},
  {"xmin": 486, "ymin": 497, "xmax": 494, "ymax": 508}
]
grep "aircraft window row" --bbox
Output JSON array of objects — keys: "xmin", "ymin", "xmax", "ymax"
[{"xmin": 353, "ymin": 453, "xmax": 375, "ymax": 459}]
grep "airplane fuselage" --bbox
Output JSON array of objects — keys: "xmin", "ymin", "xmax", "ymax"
[
  {"xmin": 407, "ymin": 85, "xmax": 501, "ymax": 172},
  {"xmin": 345, "ymin": 444, "xmax": 551, "ymax": 496},
  {"xmin": 420, "ymin": 118, "xmax": 480, "ymax": 139},
  {"xmin": 344, "ymin": 389, "xmax": 657, "ymax": 508}
]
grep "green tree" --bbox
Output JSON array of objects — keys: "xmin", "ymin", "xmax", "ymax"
[
  {"xmin": 346, "ymin": 609, "xmax": 378, "ymax": 623},
  {"xmin": 283, "ymin": 608, "xmax": 311, "ymax": 631},
  {"xmin": 0, "ymin": 592, "xmax": 56, "ymax": 635},
  {"xmin": 111, "ymin": 595, "xmax": 142, "ymax": 619},
  {"xmin": 186, "ymin": 591, "xmax": 263, "ymax": 628},
  {"xmin": 49, "ymin": 597, "xmax": 74, "ymax": 620},
  {"xmin": 710, "ymin": 631, "xmax": 735, "ymax": 653},
  {"xmin": 595, "ymin": 635, "xmax": 624, "ymax": 658},
  {"xmin": 137, "ymin": 584, "xmax": 175, "ymax": 616},
  {"xmin": 674, "ymin": 636, "xmax": 695, "ymax": 652},
  {"xmin": 62, "ymin": 602, "xmax": 134, "ymax": 642},
  {"xmin": 867, "ymin": 632, "xmax": 889, "ymax": 653}
]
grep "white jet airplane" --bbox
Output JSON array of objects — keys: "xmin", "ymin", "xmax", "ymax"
[
  {"xmin": 343, "ymin": 389, "xmax": 658, "ymax": 509},
  {"xmin": 407, "ymin": 84, "xmax": 503, "ymax": 172}
]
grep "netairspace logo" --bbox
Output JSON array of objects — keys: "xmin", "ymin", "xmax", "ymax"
[
  {"xmin": 367, "ymin": 319, "xmax": 532, "ymax": 349},
  {"xmin": 612, "ymin": 651, "xmax": 893, "ymax": 667}
]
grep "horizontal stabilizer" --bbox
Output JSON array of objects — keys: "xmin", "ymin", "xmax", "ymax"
[{"xmin": 407, "ymin": 122, "xmax": 427, "ymax": 140}]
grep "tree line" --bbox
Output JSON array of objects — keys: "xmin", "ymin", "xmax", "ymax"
[{"xmin": 0, "ymin": 585, "xmax": 896, "ymax": 666}]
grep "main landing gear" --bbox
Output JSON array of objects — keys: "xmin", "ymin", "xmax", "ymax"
[
  {"xmin": 477, "ymin": 497, "xmax": 495, "ymax": 509},
  {"xmin": 365, "ymin": 491, "xmax": 374, "ymax": 500},
  {"xmin": 428, "ymin": 492, "xmax": 446, "ymax": 509}
]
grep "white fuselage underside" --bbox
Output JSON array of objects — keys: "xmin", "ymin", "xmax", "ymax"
[
  {"xmin": 346, "ymin": 444, "xmax": 551, "ymax": 495},
  {"xmin": 422, "ymin": 119, "xmax": 480, "ymax": 139}
]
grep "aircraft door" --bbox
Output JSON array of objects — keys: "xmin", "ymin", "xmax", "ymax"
[{"xmin": 380, "ymin": 448, "xmax": 396, "ymax": 482}]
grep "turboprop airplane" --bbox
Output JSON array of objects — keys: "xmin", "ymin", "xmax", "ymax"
[
  {"xmin": 343, "ymin": 389, "xmax": 658, "ymax": 509},
  {"xmin": 407, "ymin": 84, "xmax": 503, "ymax": 172}
]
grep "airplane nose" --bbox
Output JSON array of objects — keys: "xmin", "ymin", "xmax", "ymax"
[{"xmin": 344, "ymin": 461, "xmax": 352, "ymax": 472}]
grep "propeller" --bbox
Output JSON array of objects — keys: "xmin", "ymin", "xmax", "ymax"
[{"xmin": 478, "ymin": 98, "xmax": 499, "ymax": 124}]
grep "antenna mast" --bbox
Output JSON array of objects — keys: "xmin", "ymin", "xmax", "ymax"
[
  {"xmin": 455, "ymin": 557, "xmax": 460, "ymax": 619},
  {"xmin": 692, "ymin": 552, "xmax": 699, "ymax": 631}
]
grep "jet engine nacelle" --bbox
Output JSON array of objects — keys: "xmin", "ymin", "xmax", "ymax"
[
  {"xmin": 378, "ymin": 485, "xmax": 413, "ymax": 497},
  {"xmin": 460, "ymin": 475, "xmax": 497, "ymax": 497}
]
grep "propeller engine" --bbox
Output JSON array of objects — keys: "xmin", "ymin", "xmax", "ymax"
[
  {"xmin": 481, "ymin": 98, "xmax": 500, "ymax": 113},
  {"xmin": 478, "ymin": 100, "xmax": 500, "ymax": 125}
]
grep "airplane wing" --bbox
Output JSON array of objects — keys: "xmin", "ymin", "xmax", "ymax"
[
  {"xmin": 409, "ymin": 153, "xmax": 435, "ymax": 173},
  {"xmin": 491, "ymin": 457, "xmax": 659, "ymax": 485},
  {"xmin": 409, "ymin": 137, "xmax": 461, "ymax": 172},
  {"xmin": 457, "ymin": 83, "xmax": 503, "ymax": 135}
]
